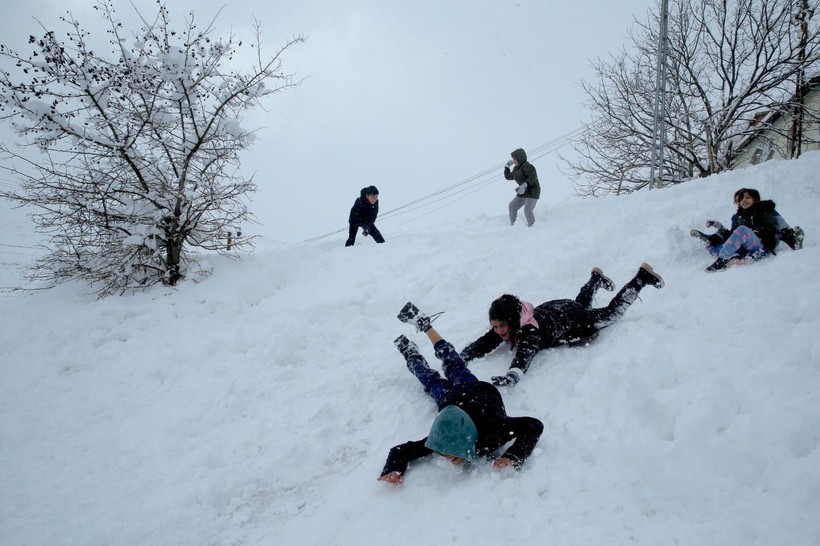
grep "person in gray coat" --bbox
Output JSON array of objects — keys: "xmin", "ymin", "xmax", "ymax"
[{"xmin": 504, "ymin": 148, "xmax": 540, "ymax": 227}]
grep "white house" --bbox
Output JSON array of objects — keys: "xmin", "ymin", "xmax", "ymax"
[{"xmin": 732, "ymin": 76, "xmax": 820, "ymax": 169}]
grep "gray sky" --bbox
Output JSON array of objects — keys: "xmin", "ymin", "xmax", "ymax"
[{"xmin": 1, "ymin": 0, "xmax": 657, "ymax": 243}]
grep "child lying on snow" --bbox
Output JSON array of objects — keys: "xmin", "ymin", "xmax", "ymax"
[
  {"xmin": 377, "ymin": 307, "xmax": 543, "ymax": 485},
  {"xmin": 457, "ymin": 264, "xmax": 664, "ymax": 387}
]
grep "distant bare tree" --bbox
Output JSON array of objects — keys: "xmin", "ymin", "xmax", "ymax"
[
  {"xmin": 566, "ymin": 0, "xmax": 820, "ymax": 196},
  {"xmin": 0, "ymin": 0, "xmax": 303, "ymax": 296}
]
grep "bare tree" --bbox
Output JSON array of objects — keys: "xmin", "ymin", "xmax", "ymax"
[
  {"xmin": 0, "ymin": 0, "xmax": 303, "ymax": 296},
  {"xmin": 565, "ymin": 0, "xmax": 820, "ymax": 196}
]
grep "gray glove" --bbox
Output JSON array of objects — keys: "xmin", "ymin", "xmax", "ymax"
[
  {"xmin": 516, "ymin": 182, "xmax": 528, "ymax": 195},
  {"xmin": 491, "ymin": 368, "xmax": 522, "ymax": 386},
  {"xmin": 705, "ymin": 220, "xmax": 724, "ymax": 230},
  {"xmin": 505, "ymin": 160, "xmax": 514, "ymax": 168},
  {"xmin": 361, "ymin": 226, "xmax": 370, "ymax": 236}
]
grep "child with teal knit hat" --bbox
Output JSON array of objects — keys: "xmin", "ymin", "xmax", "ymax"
[{"xmin": 378, "ymin": 303, "xmax": 543, "ymax": 485}]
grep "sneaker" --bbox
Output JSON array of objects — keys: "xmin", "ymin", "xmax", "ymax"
[
  {"xmin": 705, "ymin": 257, "xmax": 728, "ymax": 273},
  {"xmin": 637, "ymin": 263, "xmax": 665, "ymax": 288},
  {"xmin": 393, "ymin": 334, "xmax": 419, "ymax": 359},
  {"xmin": 794, "ymin": 226, "xmax": 804, "ymax": 250},
  {"xmin": 690, "ymin": 229, "xmax": 711, "ymax": 244},
  {"xmin": 591, "ymin": 267, "xmax": 615, "ymax": 292}
]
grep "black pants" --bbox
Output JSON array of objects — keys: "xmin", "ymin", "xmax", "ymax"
[
  {"xmin": 579, "ymin": 270, "xmax": 650, "ymax": 330},
  {"xmin": 345, "ymin": 222, "xmax": 385, "ymax": 246},
  {"xmin": 541, "ymin": 269, "xmax": 652, "ymax": 343}
]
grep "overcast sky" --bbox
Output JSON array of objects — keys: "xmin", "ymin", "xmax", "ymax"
[{"xmin": 1, "ymin": 0, "xmax": 657, "ymax": 244}]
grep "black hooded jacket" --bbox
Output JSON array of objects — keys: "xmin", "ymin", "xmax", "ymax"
[
  {"xmin": 717, "ymin": 200, "xmax": 780, "ymax": 253},
  {"xmin": 379, "ymin": 381, "xmax": 543, "ymax": 477},
  {"xmin": 460, "ymin": 300, "xmax": 592, "ymax": 376},
  {"xmin": 348, "ymin": 186, "xmax": 379, "ymax": 226},
  {"xmin": 504, "ymin": 148, "xmax": 541, "ymax": 199}
]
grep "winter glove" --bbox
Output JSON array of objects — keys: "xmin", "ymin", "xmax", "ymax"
[
  {"xmin": 505, "ymin": 160, "xmax": 514, "ymax": 168},
  {"xmin": 491, "ymin": 368, "xmax": 522, "ymax": 386},
  {"xmin": 361, "ymin": 226, "xmax": 370, "ymax": 236},
  {"xmin": 516, "ymin": 182, "xmax": 528, "ymax": 196},
  {"xmin": 705, "ymin": 220, "xmax": 724, "ymax": 230}
]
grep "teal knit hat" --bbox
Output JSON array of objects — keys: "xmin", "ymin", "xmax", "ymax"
[{"xmin": 425, "ymin": 406, "xmax": 478, "ymax": 461}]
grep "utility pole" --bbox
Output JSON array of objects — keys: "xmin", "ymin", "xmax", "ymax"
[
  {"xmin": 790, "ymin": 0, "xmax": 810, "ymax": 159},
  {"xmin": 649, "ymin": 0, "xmax": 670, "ymax": 189}
]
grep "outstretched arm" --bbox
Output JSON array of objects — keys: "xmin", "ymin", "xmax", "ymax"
[
  {"xmin": 378, "ymin": 439, "xmax": 434, "ymax": 484},
  {"xmin": 498, "ymin": 416, "xmax": 544, "ymax": 467},
  {"xmin": 491, "ymin": 327, "xmax": 540, "ymax": 386},
  {"xmin": 459, "ymin": 329, "xmax": 503, "ymax": 363}
]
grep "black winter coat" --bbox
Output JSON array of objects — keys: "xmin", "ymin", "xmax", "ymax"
[
  {"xmin": 718, "ymin": 200, "xmax": 780, "ymax": 253},
  {"xmin": 504, "ymin": 148, "xmax": 541, "ymax": 199},
  {"xmin": 348, "ymin": 189, "xmax": 379, "ymax": 226},
  {"xmin": 460, "ymin": 300, "xmax": 592, "ymax": 375},
  {"xmin": 380, "ymin": 381, "xmax": 543, "ymax": 477}
]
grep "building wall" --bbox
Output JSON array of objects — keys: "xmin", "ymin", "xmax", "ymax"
[{"xmin": 733, "ymin": 87, "xmax": 820, "ymax": 169}]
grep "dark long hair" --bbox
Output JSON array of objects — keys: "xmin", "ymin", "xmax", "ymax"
[
  {"xmin": 733, "ymin": 188, "xmax": 761, "ymax": 205},
  {"xmin": 488, "ymin": 294, "xmax": 521, "ymax": 331}
]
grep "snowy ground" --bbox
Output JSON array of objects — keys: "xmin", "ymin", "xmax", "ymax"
[{"xmin": 1, "ymin": 154, "xmax": 819, "ymax": 545}]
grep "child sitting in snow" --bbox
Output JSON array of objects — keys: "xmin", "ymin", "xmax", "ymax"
[
  {"xmin": 690, "ymin": 188, "xmax": 804, "ymax": 272},
  {"xmin": 378, "ymin": 305, "xmax": 543, "ymax": 485}
]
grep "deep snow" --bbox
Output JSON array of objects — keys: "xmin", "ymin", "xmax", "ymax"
[{"xmin": 1, "ymin": 154, "xmax": 819, "ymax": 545}]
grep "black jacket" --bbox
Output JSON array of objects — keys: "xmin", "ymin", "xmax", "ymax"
[
  {"xmin": 504, "ymin": 148, "xmax": 541, "ymax": 199},
  {"xmin": 348, "ymin": 188, "xmax": 379, "ymax": 226},
  {"xmin": 718, "ymin": 200, "xmax": 780, "ymax": 253},
  {"xmin": 380, "ymin": 381, "xmax": 543, "ymax": 477},
  {"xmin": 460, "ymin": 300, "xmax": 592, "ymax": 375}
]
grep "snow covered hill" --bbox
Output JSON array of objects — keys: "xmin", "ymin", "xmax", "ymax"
[{"xmin": 2, "ymin": 154, "xmax": 819, "ymax": 545}]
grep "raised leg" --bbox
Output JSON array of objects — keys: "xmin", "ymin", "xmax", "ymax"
[
  {"xmin": 433, "ymin": 338, "xmax": 478, "ymax": 388},
  {"xmin": 587, "ymin": 263, "xmax": 663, "ymax": 329},
  {"xmin": 394, "ymin": 335, "xmax": 450, "ymax": 406},
  {"xmin": 575, "ymin": 267, "xmax": 615, "ymax": 308}
]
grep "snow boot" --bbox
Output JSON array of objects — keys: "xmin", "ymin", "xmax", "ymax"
[
  {"xmin": 393, "ymin": 334, "xmax": 420, "ymax": 359},
  {"xmin": 780, "ymin": 227, "xmax": 799, "ymax": 250},
  {"xmin": 397, "ymin": 301, "xmax": 442, "ymax": 333},
  {"xmin": 793, "ymin": 226, "xmax": 805, "ymax": 250},
  {"xmin": 705, "ymin": 257, "xmax": 729, "ymax": 272},
  {"xmin": 591, "ymin": 267, "xmax": 615, "ymax": 292},
  {"xmin": 691, "ymin": 229, "xmax": 724, "ymax": 246},
  {"xmin": 636, "ymin": 263, "xmax": 664, "ymax": 288},
  {"xmin": 690, "ymin": 229, "xmax": 711, "ymax": 244}
]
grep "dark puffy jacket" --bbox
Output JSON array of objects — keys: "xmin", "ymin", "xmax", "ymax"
[
  {"xmin": 379, "ymin": 381, "xmax": 543, "ymax": 476},
  {"xmin": 504, "ymin": 148, "xmax": 541, "ymax": 199},
  {"xmin": 717, "ymin": 200, "xmax": 780, "ymax": 253},
  {"xmin": 348, "ymin": 187, "xmax": 379, "ymax": 226},
  {"xmin": 460, "ymin": 300, "xmax": 593, "ymax": 375}
]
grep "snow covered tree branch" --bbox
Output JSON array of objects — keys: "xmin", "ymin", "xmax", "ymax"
[
  {"xmin": 0, "ymin": 0, "xmax": 304, "ymax": 296},
  {"xmin": 565, "ymin": 0, "xmax": 820, "ymax": 196}
]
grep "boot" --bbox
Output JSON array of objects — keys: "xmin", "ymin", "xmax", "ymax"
[
  {"xmin": 794, "ymin": 226, "xmax": 804, "ymax": 250},
  {"xmin": 636, "ymin": 263, "xmax": 664, "ymax": 288},
  {"xmin": 397, "ymin": 301, "xmax": 442, "ymax": 333},
  {"xmin": 690, "ymin": 229, "xmax": 711, "ymax": 244},
  {"xmin": 691, "ymin": 229, "xmax": 724, "ymax": 246},
  {"xmin": 591, "ymin": 267, "xmax": 615, "ymax": 292},
  {"xmin": 393, "ymin": 334, "xmax": 420, "ymax": 359},
  {"xmin": 705, "ymin": 257, "xmax": 728, "ymax": 272}
]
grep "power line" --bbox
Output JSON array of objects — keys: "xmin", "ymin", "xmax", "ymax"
[{"xmin": 300, "ymin": 129, "xmax": 582, "ymax": 243}]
